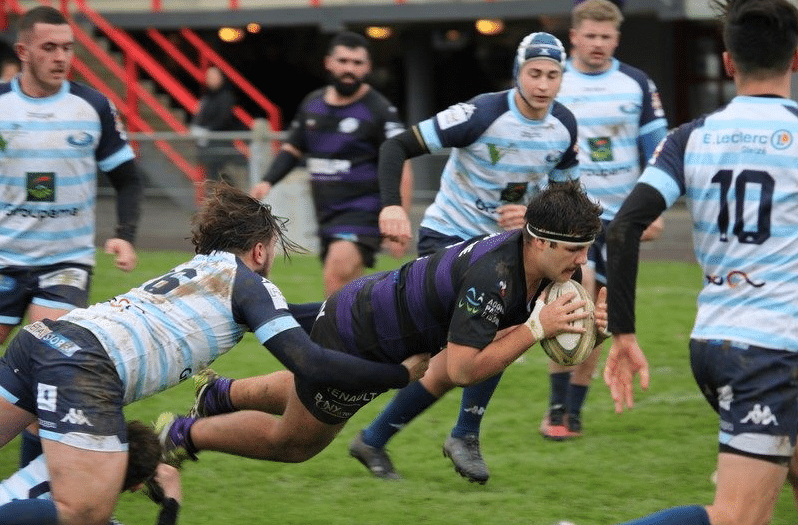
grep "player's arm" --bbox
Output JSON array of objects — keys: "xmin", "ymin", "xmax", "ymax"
[
  {"xmin": 445, "ymin": 293, "xmax": 589, "ymax": 386},
  {"xmin": 251, "ymin": 144, "xmax": 302, "ymax": 201},
  {"xmin": 234, "ymin": 272, "xmax": 418, "ymax": 390},
  {"xmin": 265, "ymin": 327, "xmax": 423, "ymax": 390},
  {"xmin": 104, "ymin": 159, "xmax": 142, "ymax": 246},
  {"xmin": 378, "ymin": 128, "xmax": 428, "ymax": 244},
  {"xmin": 287, "ymin": 302, "xmax": 322, "ymax": 335},
  {"xmin": 104, "ymin": 160, "xmax": 142, "ymax": 271},
  {"xmin": 152, "ymin": 464, "xmax": 181, "ymax": 525},
  {"xmin": 604, "ymin": 182, "xmax": 665, "ymax": 411}
]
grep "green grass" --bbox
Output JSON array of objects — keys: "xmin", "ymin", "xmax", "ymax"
[{"xmin": 2, "ymin": 251, "xmax": 796, "ymax": 524}]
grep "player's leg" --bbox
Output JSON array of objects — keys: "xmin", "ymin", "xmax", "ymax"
[
  {"xmin": 350, "ymin": 348, "xmax": 456, "ymax": 479},
  {"xmin": 0, "ymin": 397, "xmax": 36, "ymax": 447},
  {"xmin": 42, "ymin": 439, "xmax": 127, "ymax": 525},
  {"xmin": 185, "ymin": 381, "xmax": 344, "ymax": 463},
  {"xmin": 322, "ymin": 239, "xmax": 365, "ymax": 297},
  {"xmin": 191, "ymin": 369, "xmax": 294, "ymax": 418},
  {"xmin": 18, "ymin": 265, "xmax": 92, "ymax": 468},
  {"xmin": 707, "ymin": 452, "xmax": 787, "ymax": 524},
  {"xmin": 693, "ymin": 339, "xmax": 795, "ymax": 525}
]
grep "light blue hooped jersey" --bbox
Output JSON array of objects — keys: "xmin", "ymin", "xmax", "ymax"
[
  {"xmin": 61, "ymin": 251, "xmax": 299, "ymax": 403},
  {"xmin": 417, "ymin": 89, "xmax": 579, "ymax": 239},
  {"xmin": 640, "ymin": 95, "xmax": 798, "ymax": 351},
  {"xmin": 557, "ymin": 59, "xmax": 668, "ymax": 220},
  {"xmin": 0, "ymin": 79, "xmax": 135, "ymax": 267},
  {"xmin": 0, "ymin": 455, "xmax": 50, "ymax": 504}
]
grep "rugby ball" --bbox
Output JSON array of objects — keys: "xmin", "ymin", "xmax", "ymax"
[{"xmin": 539, "ymin": 279, "xmax": 597, "ymax": 366}]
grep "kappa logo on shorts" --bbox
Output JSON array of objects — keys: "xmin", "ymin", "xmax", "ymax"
[
  {"xmin": 60, "ymin": 408, "xmax": 93, "ymax": 426},
  {"xmin": 37, "ymin": 383, "xmax": 57, "ymax": 412},
  {"xmin": 740, "ymin": 404, "xmax": 778, "ymax": 426}
]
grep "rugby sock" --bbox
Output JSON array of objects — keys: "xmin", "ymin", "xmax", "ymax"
[
  {"xmin": 548, "ymin": 371, "xmax": 570, "ymax": 413},
  {"xmin": 361, "ymin": 381, "xmax": 438, "ymax": 448},
  {"xmin": 617, "ymin": 505, "xmax": 709, "ymax": 525},
  {"xmin": 0, "ymin": 499, "xmax": 59, "ymax": 524},
  {"xmin": 565, "ymin": 383, "xmax": 589, "ymax": 418},
  {"xmin": 451, "ymin": 372, "xmax": 503, "ymax": 438},
  {"xmin": 206, "ymin": 377, "xmax": 235, "ymax": 415},
  {"xmin": 19, "ymin": 429, "xmax": 42, "ymax": 468},
  {"xmin": 170, "ymin": 416, "xmax": 199, "ymax": 458}
]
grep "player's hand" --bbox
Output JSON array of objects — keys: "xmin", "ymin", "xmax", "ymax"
[
  {"xmin": 379, "ymin": 205, "xmax": 412, "ymax": 245},
  {"xmin": 382, "ymin": 237, "xmax": 408, "ymax": 259},
  {"xmin": 603, "ymin": 333, "xmax": 649, "ymax": 413},
  {"xmin": 640, "ymin": 215, "xmax": 665, "ymax": 242},
  {"xmin": 540, "ymin": 292, "xmax": 589, "ymax": 337},
  {"xmin": 402, "ymin": 352, "xmax": 431, "ymax": 382},
  {"xmin": 250, "ymin": 181, "xmax": 273, "ymax": 201},
  {"xmin": 104, "ymin": 238, "xmax": 137, "ymax": 272},
  {"xmin": 593, "ymin": 287, "xmax": 611, "ymax": 345},
  {"xmin": 496, "ymin": 204, "xmax": 527, "ymax": 231}
]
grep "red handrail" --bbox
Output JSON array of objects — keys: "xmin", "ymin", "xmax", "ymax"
[
  {"xmin": 75, "ymin": 0, "xmax": 199, "ymax": 116},
  {"xmin": 180, "ymin": 28, "xmax": 282, "ymax": 131},
  {"xmin": 70, "ymin": 21, "xmax": 190, "ymax": 132}
]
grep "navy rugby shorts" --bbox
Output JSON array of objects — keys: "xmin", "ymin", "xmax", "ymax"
[
  {"xmin": 0, "ymin": 319, "xmax": 127, "ymax": 452},
  {"xmin": 690, "ymin": 338, "xmax": 798, "ymax": 463}
]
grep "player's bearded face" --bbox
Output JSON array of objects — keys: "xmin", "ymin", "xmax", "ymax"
[
  {"xmin": 325, "ymin": 45, "xmax": 370, "ymax": 98},
  {"xmin": 330, "ymin": 71, "xmax": 363, "ymax": 97}
]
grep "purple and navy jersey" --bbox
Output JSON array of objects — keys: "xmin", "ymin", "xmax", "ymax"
[
  {"xmin": 284, "ymin": 87, "xmax": 406, "ymax": 238},
  {"xmin": 320, "ymin": 230, "xmax": 532, "ymax": 363}
]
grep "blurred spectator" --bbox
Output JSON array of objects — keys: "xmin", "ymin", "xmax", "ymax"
[
  {"xmin": 190, "ymin": 66, "xmax": 245, "ymax": 184},
  {"xmin": 0, "ymin": 42, "xmax": 20, "ymax": 81}
]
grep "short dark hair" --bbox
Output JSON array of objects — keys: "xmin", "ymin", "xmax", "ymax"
[
  {"xmin": 523, "ymin": 180, "xmax": 603, "ymax": 243},
  {"xmin": 17, "ymin": 6, "xmax": 68, "ymax": 37},
  {"xmin": 327, "ymin": 31, "xmax": 370, "ymax": 57},
  {"xmin": 124, "ymin": 421, "xmax": 161, "ymax": 491},
  {"xmin": 191, "ymin": 181, "xmax": 303, "ymax": 257},
  {"xmin": 712, "ymin": 0, "xmax": 798, "ymax": 76}
]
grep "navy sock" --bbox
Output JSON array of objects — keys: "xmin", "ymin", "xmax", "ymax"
[
  {"xmin": 19, "ymin": 429, "xmax": 42, "ymax": 468},
  {"xmin": 0, "ymin": 499, "xmax": 59, "ymax": 525},
  {"xmin": 451, "ymin": 372, "xmax": 503, "ymax": 438},
  {"xmin": 618, "ymin": 505, "xmax": 710, "ymax": 525},
  {"xmin": 566, "ymin": 383, "xmax": 589, "ymax": 417},
  {"xmin": 548, "ymin": 371, "xmax": 570, "ymax": 411},
  {"xmin": 361, "ymin": 382, "xmax": 439, "ymax": 448}
]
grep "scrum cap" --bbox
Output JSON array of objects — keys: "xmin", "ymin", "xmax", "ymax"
[{"xmin": 514, "ymin": 32, "xmax": 566, "ymax": 77}]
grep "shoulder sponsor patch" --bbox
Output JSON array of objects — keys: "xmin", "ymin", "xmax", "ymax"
[
  {"xmin": 263, "ymin": 280, "xmax": 289, "ymax": 310},
  {"xmin": 436, "ymin": 103, "xmax": 476, "ymax": 130}
]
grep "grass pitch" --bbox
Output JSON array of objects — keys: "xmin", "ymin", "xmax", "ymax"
[{"xmin": 1, "ymin": 250, "xmax": 796, "ymax": 524}]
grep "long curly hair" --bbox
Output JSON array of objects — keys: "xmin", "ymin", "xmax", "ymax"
[
  {"xmin": 123, "ymin": 421, "xmax": 161, "ymax": 491},
  {"xmin": 191, "ymin": 181, "xmax": 304, "ymax": 257}
]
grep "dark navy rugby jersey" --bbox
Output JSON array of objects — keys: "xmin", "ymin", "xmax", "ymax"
[
  {"xmin": 284, "ymin": 87, "xmax": 406, "ymax": 238},
  {"xmin": 319, "ymin": 230, "xmax": 536, "ymax": 364}
]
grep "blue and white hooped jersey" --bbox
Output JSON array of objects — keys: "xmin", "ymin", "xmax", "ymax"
[
  {"xmin": 0, "ymin": 455, "xmax": 50, "ymax": 504},
  {"xmin": 640, "ymin": 95, "xmax": 798, "ymax": 351},
  {"xmin": 418, "ymin": 89, "xmax": 578, "ymax": 239},
  {"xmin": 557, "ymin": 59, "xmax": 668, "ymax": 220},
  {"xmin": 0, "ymin": 79, "xmax": 135, "ymax": 267},
  {"xmin": 61, "ymin": 251, "xmax": 300, "ymax": 403}
]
